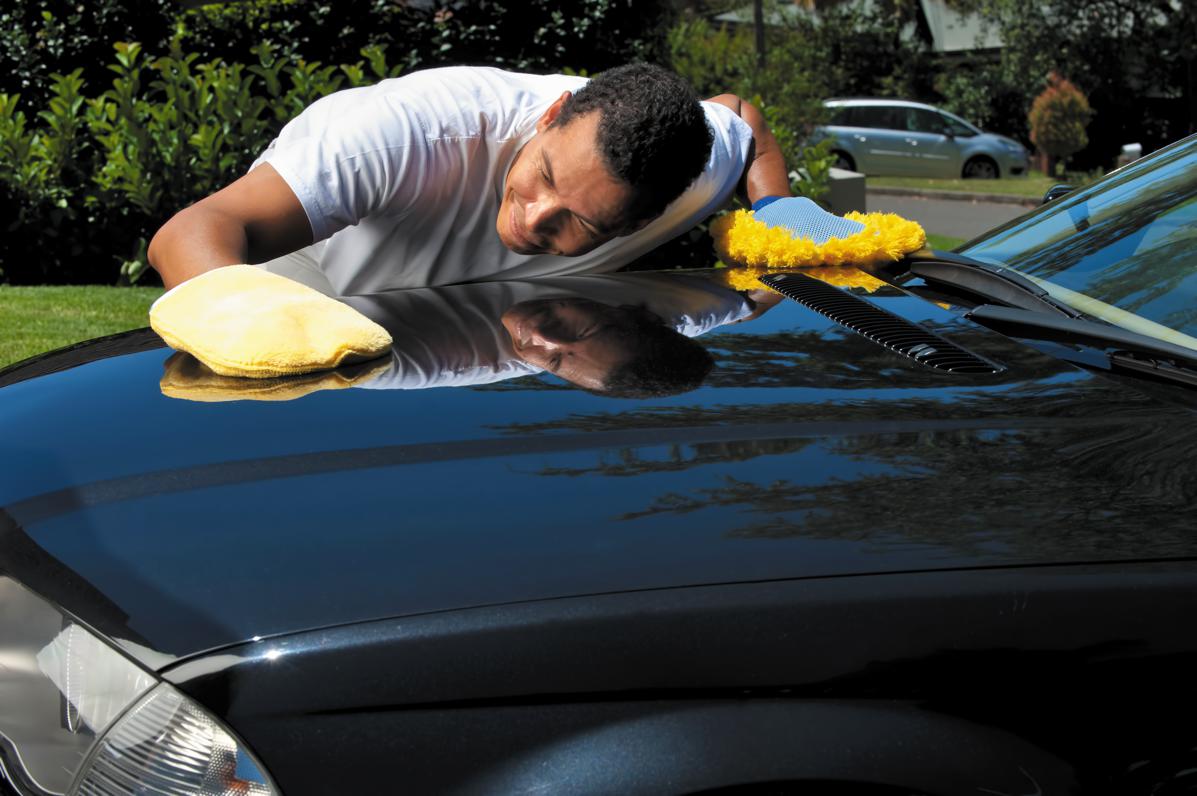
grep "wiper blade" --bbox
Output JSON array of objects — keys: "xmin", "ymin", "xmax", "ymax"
[
  {"xmin": 967, "ymin": 304, "xmax": 1197, "ymax": 387},
  {"xmin": 905, "ymin": 252, "xmax": 1079, "ymax": 317}
]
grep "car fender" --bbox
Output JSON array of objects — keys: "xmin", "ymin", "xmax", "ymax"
[{"xmin": 463, "ymin": 700, "xmax": 1077, "ymax": 795}]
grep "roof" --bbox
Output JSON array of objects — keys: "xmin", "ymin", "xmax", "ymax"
[
  {"xmin": 823, "ymin": 97, "xmax": 938, "ymax": 109},
  {"xmin": 714, "ymin": 0, "xmax": 1004, "ymax": 54}
]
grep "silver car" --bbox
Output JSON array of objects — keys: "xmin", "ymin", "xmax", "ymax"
[{"xmin": 818, "ymin": 98, "xmax": 1029, "ymax": 179}]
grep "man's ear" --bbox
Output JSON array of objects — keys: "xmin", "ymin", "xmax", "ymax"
[{"xmin": 535, "ymin": 91, "xmax": 572, "ymax": 134}]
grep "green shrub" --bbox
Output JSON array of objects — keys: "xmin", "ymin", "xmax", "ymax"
[
  {"xmin": 0, "ymin": 40, "xmax": 401, "ymax": 285},
  {"xmin": 0, "ymin": 0, "xmax": 175, "ymax": 108},
  {"xmin": 0, "ymin": 0, "xmax": 678, "ymax": 285},
  {"xmin": 1029, "ymin": 73, "xmax": 1094, "ymax": 175}
]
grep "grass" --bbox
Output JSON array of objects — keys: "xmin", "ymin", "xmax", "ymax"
[
  {"xmin": 869, "ymin": 170, "xmax": 1092, "ymax": 199},
  {"xmin": 925, "ymin": 233, "xmax": 966, "ymax": 251},
  {"xmin": 0, "ymin": 244, "xmax": 979, "ymax": 369},
  {"xmin": 0, "ymin": 285, "xmax": 163, "ymax": 370}
]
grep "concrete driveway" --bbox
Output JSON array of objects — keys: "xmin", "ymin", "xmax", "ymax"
[{"xmin": 867, "ymin": 193, "xmax": 1034, "ymax": 241}]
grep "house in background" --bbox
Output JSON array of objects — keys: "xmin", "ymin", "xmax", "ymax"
[{"xmin": 714, "ymin": 0, "xmax": 1003, "ymax": 58}]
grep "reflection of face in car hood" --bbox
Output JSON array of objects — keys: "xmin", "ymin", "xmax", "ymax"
[{"xmin": 340, "ymin": 273, "xmax": 750, "ymax": 390}]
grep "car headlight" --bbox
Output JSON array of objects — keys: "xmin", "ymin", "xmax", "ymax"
[
  {"xmin": 72, "ymin": 683, "xmax": 274, "ymax": 796},
  {"xmin": 0, "ymin": 576, "xmax": 277, "ymax": 796}
]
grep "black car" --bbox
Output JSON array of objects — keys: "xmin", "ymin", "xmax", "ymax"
[{"xmin": 4, "ymin": 135, "xmax": 1197, "ymax": 796}]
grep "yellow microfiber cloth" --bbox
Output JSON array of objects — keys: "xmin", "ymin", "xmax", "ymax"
[
  {"xmin": 711, "ymin": 196, "xmax": 925, "ymax": 298},
  {"xmin": 711, "ymin": 198, "xmax": 926, "ymax": 271},
  {"xmin": 718, "ymin": 263, "xmax": 888, "ymax": 294},
  {"xmin": 149, "ymin": 265, "xmax": 393, "ymax": 378},
  {"xmin": 159, "ymin": 351, "xmax": 391, "ymax": 402}
]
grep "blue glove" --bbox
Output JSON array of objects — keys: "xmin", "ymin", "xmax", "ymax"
[{"xmin": 750, "ymin": 195, "xmax": 865, "ymax": 245}]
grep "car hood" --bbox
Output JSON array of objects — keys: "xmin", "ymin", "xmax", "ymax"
[{"xmin": 2, "ymin": 268, "xmax": 1193, "ymax": 669}]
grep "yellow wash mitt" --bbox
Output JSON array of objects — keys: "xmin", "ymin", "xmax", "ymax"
[
  {"xmin": 720, "ymin": 263, "xmax": 888, "ymax": 294},
  {"xmin": 159, "ymin": 352, "xmax": 391, "ymax": 402},
  {"xmin": 711, "ymin": 197, "xmax": 926, "ymax": 270},
  {"xmin": 149, "ymin": 265, "xmax": 393, "ymax": 378}
]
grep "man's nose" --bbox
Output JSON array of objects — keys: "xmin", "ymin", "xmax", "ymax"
[{"xmin": 524, "ymin": 193, "xmax": 559, "ymax": 235}]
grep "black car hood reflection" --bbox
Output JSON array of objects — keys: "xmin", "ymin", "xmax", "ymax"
[{"xmin": 1, "ymin": 269, "xmax": 1194, "ymax": 670}]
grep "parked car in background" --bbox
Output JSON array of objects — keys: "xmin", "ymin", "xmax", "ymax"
[
  {"xmin": 818, "ymin": 98, "xmax": 1029, "ymax": 179},
  {"xmin": 5, "ymin": 135, "xmax": 1197, "ymax": 795}
]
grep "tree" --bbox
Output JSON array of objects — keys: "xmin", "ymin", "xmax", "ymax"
[
  {"xmin": 956, "ymin": 0, "xmax": 1197, "ymax": 167},
  {"xmin": 1028, "ymin": 73, "xmax": 1094, "ymax": 176}
]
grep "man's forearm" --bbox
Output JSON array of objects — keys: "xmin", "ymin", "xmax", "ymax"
[
  {"xmin": 148, "ymin": 164, "xmax": 315, "ymax": 291},
  {"xmin": 148, "ymin": 205, "xmax": 252, "ymax": 291},
  {"xmin": 734, "ymin": 101, "xmax": 792, "ymax": 205}
]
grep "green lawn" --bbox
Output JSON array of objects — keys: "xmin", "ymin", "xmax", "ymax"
[
  {"xmin": 0, "ymin": 285, "xmax": 163, "ymax": 370},
  {"xmin": 2, "ymin": 251, "xmax": 981, "ymax": 370},
  {"xmin": 869, "ymin": 171, "xmax": 1089, "ymax": 199},
  {"xmin": 926, "ymin": 233, "xmax": 966, "ymax": 251}
]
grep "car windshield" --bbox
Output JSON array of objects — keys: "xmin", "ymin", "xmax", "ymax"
[{"xmin": 960, "ymin": 135, "xmax": 1197, "ymax": 341}]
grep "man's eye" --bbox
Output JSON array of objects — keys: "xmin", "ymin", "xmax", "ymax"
[{"xmin": 549, "ymin": 355, "xmax": 563, "ymax": 371}]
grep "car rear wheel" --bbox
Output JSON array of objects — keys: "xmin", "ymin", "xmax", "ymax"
[
  {"xmin": 963, "ymin": 156, "xmax": 999, "ymax": 179},
  {"xmin": 832, "ymin": 151, "xmax": 856, "ymax": 172}
]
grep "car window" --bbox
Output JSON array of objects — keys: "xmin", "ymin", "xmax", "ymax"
[
  {"xmin": 829, "ymin": 107, "xmax": 853, "ymax": 125},
  {"xmin": 940, "ymin": 113, "xmax": 977, "ymax": 137},
  {"xmin": 961, "ymin": 140, "xmax": 1197, "ymax": 339},
  {"xmin": 852, "ymin": 106, "xmax": 902, "ymax": 130},
  {"xmin": 905, "ymin": 108, "xmax": 948, "ymax": 134}
]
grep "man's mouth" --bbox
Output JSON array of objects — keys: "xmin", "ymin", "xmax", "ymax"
[{"xmin": 508, "ymin": 204, "xmax": 539, "ymax": 253}]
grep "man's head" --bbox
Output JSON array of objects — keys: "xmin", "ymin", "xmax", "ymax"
[
  {"xmin": 500, "ymin": 297, "xmax": 714, "ymax": 396},
  {"xmin": 497, "ymin": 63, "xmax": 713, "ymax": 257}
]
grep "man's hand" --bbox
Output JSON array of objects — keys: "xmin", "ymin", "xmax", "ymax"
[
  {"xmin": 148, "ymin": 163, "xmax": 314, "ymax": 290},
  {"xmin": 149, "ymin": 265, "xmax": 392, "ymax": 378},
  {"xmin": 705, "ymin": 94, "xmax": 792, "ymax": 206}
]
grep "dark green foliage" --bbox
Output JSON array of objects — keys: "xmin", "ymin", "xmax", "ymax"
[
  {"xmin": 178, "ymin": 0, "xmax": 672, "ymax": 76},
  {"xmin": 0, "ymin": 0, "xmax": 175, "ymax": 108},
  {"xmin": 0, "ymin": 0, "xmax": 675, "ymax": 284},
  {"xmin": 0, "ymin": 41, "xmax": 399, "ymax": 284},
  {"xmin": 952, "ymin": 0, "xmax": 1197, "ymax": 167}
]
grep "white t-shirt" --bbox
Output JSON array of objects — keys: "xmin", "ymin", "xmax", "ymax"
[
  {"xmin": 253, "ymin": 66, "xmax": 753, "ymax": 295},
  {"xmin": 340, "ymin": 273, "xmax": 751, "ymax": 389}
]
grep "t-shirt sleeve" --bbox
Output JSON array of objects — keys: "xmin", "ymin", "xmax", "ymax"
[
  {"xmin": 253, "ymin": 88, "xmax": 432, "ymax": 243},
  {"xmin": 690, "ymin": 101, "xmax": 755, "ymax": 211}
]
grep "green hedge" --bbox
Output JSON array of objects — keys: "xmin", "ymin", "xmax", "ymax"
[
  {"xmin": 0, "ymin": 39, "xmax": 404, "ymax": 285},
  {"xmin": 0, "ymin": 0, "xmax": 675, "ymax": 285}
]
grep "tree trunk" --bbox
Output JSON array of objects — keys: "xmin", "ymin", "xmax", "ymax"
[{"xmin": 753, "ymin": 0, "xmax": 766, "ymax": 69}]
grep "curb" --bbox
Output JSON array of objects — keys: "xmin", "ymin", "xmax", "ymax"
[{"xmin": 867, "ymin": 185, "xmax": 1040, "ymax": 207}]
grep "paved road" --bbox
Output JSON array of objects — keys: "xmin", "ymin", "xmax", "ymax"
[{"xmin": 867, "ymin": 193, "xmax": 1033, "ymax": 241}]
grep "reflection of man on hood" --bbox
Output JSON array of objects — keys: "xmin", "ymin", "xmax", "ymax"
[{"xmin": 342, "ymin": 273, "xmax": 751, "ymax": 395}]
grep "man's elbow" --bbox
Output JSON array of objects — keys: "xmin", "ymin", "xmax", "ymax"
[{"xmin": 147, "ymin": 213, "xmax": 183, "ymax": 289}]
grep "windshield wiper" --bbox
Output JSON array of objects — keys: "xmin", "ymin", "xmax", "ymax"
[
  {"xmin": 967, "ymin": 304, "xmax": 1197, "ymax": 388},
  {"xmin": 903, "ymin": 251, "xmax": 1080, "ymax": 317}
]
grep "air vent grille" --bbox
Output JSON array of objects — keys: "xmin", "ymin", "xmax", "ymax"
[{"xmin": 760, "ymin": 272, "xmax": 1005, "ymax": 374}]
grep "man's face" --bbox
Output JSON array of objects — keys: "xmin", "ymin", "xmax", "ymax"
[
  {"xmin": 500, "ymin": 298, "xmax": 638, "ymax": 390},
  {"xmin": 497, "ymin": 97, "xmax": 637, "ymax": 257}
]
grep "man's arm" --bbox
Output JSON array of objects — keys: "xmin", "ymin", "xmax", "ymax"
[
  {"xmin": 705, "ymin": 94, "xmax": 791, "ymax": 205},
  {"xmin": 705, "ymin": 94, "xmax": 789, "ymax": 321},
  {"xmin": 148, "ymin": 163, "xmax": 314, "ymax": 290}
]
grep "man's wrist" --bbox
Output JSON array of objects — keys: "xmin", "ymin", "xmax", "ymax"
[{"xmin": 751, "ymin": 195, "xmax": 786, "ymax": 212}]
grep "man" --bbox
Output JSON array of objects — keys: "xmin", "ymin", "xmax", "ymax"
[{"xmin": 147, "ymin": 63, "xmax": 791, "ymax": 294}]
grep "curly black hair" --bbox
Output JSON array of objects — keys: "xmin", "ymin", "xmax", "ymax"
[
  {"xmin": 554, "ymin": 63, "xmax": 713, "ymax": 228},
  {"xmin": 590, "ymin": 305, "xmax": 715, "ymax": 399}
]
